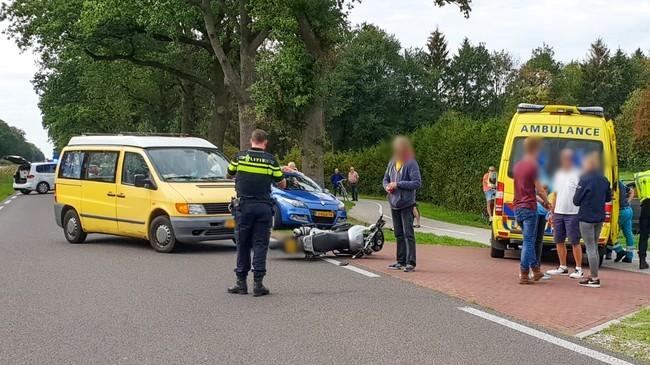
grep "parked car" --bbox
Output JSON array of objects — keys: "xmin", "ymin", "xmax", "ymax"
[
  {"xmin": 3, "ymin": 155, "xmax": 57, "ymax": 194},
  {"xmin": 54, "ymin": 135, "xmax": 235, "ymax": 253},
  {"xmin": 272, "ymin": 171, "xmax": 347, "ymax": 228}
]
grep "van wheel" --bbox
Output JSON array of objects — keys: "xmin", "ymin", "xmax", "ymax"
[
  {"xmin": 149, "ymin": 216, "xmax": 177, "ymax": 253},
  {"xmin": 63, "ymin": 209, "xmax": 87, "ymax": 244},
  {"xmin": 36, "ymin": 182, "xmax": 49, "ymax": 194},
  {"xmin": 20, "ymin": 189, "xmax": 31, "ymax": 195}
]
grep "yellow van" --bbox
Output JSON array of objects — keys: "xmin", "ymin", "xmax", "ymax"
[
  {"xmin": 54, "ymin": 135, "xmax": 235, "ymax": 253},
  {"xmin": 491, "ymin": 104, "xmax": 620, "ymax": 264}
]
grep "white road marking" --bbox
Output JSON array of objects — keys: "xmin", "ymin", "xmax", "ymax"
[
  {"xmin": 373, "ymin": 201, "xmax": 476, "ymax": 236},
  {"xmin": 321, "ymin": 257, "xmax": 380, "ymax": 278},
  {"xmin": 575, "ymin": 308, "xmax": 646, "ymax": 339},
  {"xmin": 459, "ymin": 306, "xmax": 633, "ymax": 365},
  {"xmin": 3, "ymin": 200, "xmax": 11, "ymax": 205},
  {"xmin": 0, "ymin": 206, "xmax": 3, "ymax": 210},
  {"xmin": 10, "ymin": 195, "xmax": 17, "ymax": 200}
]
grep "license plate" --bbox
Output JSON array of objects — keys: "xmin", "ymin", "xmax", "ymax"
[
  {"xmin": 224, "ymin": 219, "xmax": 235, "ymax": 228},
  {"xmin": 313, "ymin": 211, "xmax": 334, "ymax": 218}
]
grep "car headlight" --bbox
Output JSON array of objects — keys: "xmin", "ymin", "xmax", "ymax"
[
  {"xmin": 338, "ymin": 201, "xmax": 345, "ymax": 210},
  {"xmin": 176, "ymin": 203, "xmax": 207, "ymax": 215},
  {"xmin": 277, "ymin": 196, "xmax": 306, "ymax": 208}
]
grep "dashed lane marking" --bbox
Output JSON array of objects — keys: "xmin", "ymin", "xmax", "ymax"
[
  {"xmin": 321, "ymin": 257, "xmax": 380, "ymax": 278},
  {"xmin": 459, "ymin": 306, "xmax": 633, "ymax": 365}
]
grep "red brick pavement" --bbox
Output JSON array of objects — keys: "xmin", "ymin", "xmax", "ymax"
[{"xmin": 356, "ymin": 244, "xmax": 650, "ymax": 335}]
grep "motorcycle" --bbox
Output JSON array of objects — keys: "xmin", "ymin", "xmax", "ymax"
[{"xmin": 278, "ymin": 207, "xmax": 386, "ymax": 259}]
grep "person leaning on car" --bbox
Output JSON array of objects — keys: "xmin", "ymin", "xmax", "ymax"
[
  {"xmin": 383, "ymin": 136, "xmax": 421, "ymax": 273},
  {"xmin": 226, "ymin": 129, "xmax": 286, "ymax": 297}
]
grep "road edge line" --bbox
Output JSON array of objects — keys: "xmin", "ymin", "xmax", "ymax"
[
  {"xmin": 321, "ymin": 257, "xmax": 380, "ymax": 278},
  {"xmin": 458, "ymin": 306, "xmax": 634, "ymax": 365}
]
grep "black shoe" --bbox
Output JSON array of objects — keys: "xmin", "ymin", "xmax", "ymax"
[
  {"xmin": 614, "ymin": 251, "xmax": 626, "ymax": 262},
  {"xmin": 253, "ymin": 280, "xmax": 270, "ymax": 297},
  {"xmin": 640, "ymin": 259, "xmax": 649, "ymax": 270},
  {"xmin": 622, "ymin": 256, "xmax": 633, "ymax": 263},
  {"xmin": 403, "ymin": 264, "xmax": 415, "ymax": 273},
  {"xmin": 227, "ymin": 279, "xmax": 248, "ymax": 294},
  {"xmin": 605, "ymin": 253, "xmax": 612, "ymax": 260},
  {"xmin": 387, "ymin": 263, "xmax": 404, "ymax": 270},
  {"xmin": 578, "ymin": 278, "xmax": 601, "ymax": 288}
]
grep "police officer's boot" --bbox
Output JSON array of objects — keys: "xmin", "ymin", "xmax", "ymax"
[
  {"xmin": 227, "ymin": 278, "xmax": 248, "ymax": 294},
  {"xmin": 253, "ymin": 279, "xmax": 270, "ymax": 297},
  {"xmin": 640, "ymin": 257, "xmax": 649, "ymax": 270}
]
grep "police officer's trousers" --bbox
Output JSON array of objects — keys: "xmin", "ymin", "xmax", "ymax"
[{"xmin": 234, "ymin": 201, "xmax": 273, "ymax": 279}]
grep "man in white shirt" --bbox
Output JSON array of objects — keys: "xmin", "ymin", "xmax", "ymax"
[{"xmin": 547, "ymin": 149, "xmax": 584, "ymax": 278}]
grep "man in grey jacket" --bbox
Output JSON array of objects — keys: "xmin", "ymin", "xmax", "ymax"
[{"xmin": 383, "ymin": 136, "xmax": 422, "ymax": 272}]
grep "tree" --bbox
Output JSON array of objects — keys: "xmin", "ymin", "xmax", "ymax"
[
  {"xmin": 445, "ymin": 38, "xmax": 493, "ymax": 118},
  {"xmin": 0, "ymin": 120, "xmax": 45, "ymax": 161},
  {"xmin": 634, "ymin": 89, "xmax": 650, "ymax": 154},
  {"xmin": 579, "ymin": 39, "xmax": 614, "ymax": 115},
  {"xmin": 425, "ymin": 26, "xmax": 449, "ymax": 71}
]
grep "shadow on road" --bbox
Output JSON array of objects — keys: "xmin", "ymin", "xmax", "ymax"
[{"xmin": 81, "ymin": 236, "xmax": 236, "ymax": 254}]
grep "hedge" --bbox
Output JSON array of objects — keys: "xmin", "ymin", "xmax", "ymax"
[{"xmin": 283, "ymin": 111, "xmax": 509, "ymax": 214}]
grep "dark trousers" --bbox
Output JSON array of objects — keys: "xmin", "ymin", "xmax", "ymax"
[
  {"xmin": 234, "ymin": 201, "xmax": 273, "ymax": 279},
  {"xmin": 535, "ymin": 215, "xmax": 547, "ymax": 265},
  {"xmin": 640, "ymin": 216, "xmax": 650, "ymax": 260},
  {"xmin": 350, "ymin": 184, "xmax": 358, "ymax": 201},
  {"xmin": 392, "ymin": 207, "xmax": 416, "ymax": 266}
]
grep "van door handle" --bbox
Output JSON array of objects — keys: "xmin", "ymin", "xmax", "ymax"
[
  {"xmin": 106, "ymin": 192, "xmax": 116, "ymax": 197},
  {"xmin": 116, "ymin": 193, "xmax": 126, "ymax": 198}
]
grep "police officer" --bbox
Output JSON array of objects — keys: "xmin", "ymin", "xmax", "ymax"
[{"xmin": 227, "ymin": 129, "xmax": 286, "ymax": 296}]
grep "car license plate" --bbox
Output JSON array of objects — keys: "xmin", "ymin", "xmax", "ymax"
[
  {"xmin": 313, "ymin": 211, "xmax": 334, "ymax": 218},
  {"xmin": 224, "ymin": 219, "xmax": 235, "ymax": 228}
]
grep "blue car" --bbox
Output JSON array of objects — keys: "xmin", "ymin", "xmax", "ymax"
[{"xmin": 272, "ymin": 171, "xmax": 347, "ymax": 228}]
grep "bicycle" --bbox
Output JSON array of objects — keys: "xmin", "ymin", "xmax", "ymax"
[{"xmin": 337, "ymin": 179, "xmax": 349, "ymax": 201}]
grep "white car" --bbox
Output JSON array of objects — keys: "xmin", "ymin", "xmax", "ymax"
[{"xmin": 3, "ymin": 156, "xmax": 57, "ymax": 195}]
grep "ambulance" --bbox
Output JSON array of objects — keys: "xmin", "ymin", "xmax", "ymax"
[{"xmin": 491, "ymin": 104, "xmax": 620, "ymax": 265}]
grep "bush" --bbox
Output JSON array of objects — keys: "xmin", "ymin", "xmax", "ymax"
[{"xmin": 287, "ymin": 111, "xmax": 509, "ymax": 213}]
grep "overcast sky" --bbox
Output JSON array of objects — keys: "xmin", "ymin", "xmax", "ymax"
[{"xmin": 1, "ymin": 0, "xmax": 649, "ymax": 159}]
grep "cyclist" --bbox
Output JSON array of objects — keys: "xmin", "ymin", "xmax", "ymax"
[
  {"xmin": 331, "ymin": 168, "xmax": 344, "ymax": 196},
  {"xmin": 482, "ymin": 166, "xmax": 498, "ymax": 222}
]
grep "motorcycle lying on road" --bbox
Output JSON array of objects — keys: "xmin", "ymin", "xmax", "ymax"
[{"xmin": 274, "ymin": 207, "xmax": 386, "ymax": 259}]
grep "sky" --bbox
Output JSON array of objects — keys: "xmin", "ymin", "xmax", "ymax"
[{"xmin": 1, "ymin": 0, "xmax": 649, "ymax": 159}]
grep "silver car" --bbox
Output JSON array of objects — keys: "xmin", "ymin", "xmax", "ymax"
[{"xmin": 3, "ymin": 156, "xmax": 56, "ymax": 195}]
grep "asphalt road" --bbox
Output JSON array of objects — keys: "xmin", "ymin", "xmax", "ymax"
[{"xmin": 0, "ymin": 193, "xmax": 637, "ymax": 364}]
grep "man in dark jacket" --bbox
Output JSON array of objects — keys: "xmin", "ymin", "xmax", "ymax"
[
  {"xmin": 383, "ymin": 136, "xmax": 421, "ymax": 273},
  {"xmin": 331, "ymin": 168, "xmax": 344, "ymax": 196}
]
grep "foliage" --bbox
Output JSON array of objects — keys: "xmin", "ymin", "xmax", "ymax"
[
  {"xmin": 616, "ymin": 89, "xmax": 650, "ymax": 170},
  {"xmin": 587, "ymin": 308, "xmax": 650, "ymax": 364},
  {"xmin": 0, "ymin": 120, "xmax": 45, "ymax": 162}
]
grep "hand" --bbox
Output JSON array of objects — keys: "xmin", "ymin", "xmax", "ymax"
[{"xmin": 386, "ymin": 182, "xmax": 397, "ymax": 192}]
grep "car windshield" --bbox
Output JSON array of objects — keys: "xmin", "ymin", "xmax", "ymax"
[
  {"xmin": 508, "ymin": 137, "xmax": 604, "ymax": 184},
  {"xmin": 147, "ymin": 148, "xmax": 230, "ymax": 182},
  {"xmin": 283, "ymin": 174, "xmax": 322, "ymax": 193}
]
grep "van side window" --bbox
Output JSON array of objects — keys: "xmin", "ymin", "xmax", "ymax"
[
  {"xmin": 85, "ymin": 151, "xmax": 119, "ymax": 183},
  {"xmin": 122, "ymin": 152, "xmax": 150, "ymax": 185},
  {"xmin": 59, "ymin": 151, "xmax": 85, "ymax": 179}
]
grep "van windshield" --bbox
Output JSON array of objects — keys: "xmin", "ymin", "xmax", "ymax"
[
  {"xmin": 508, "ymin": 137, "xmax": 604, "ymax": 184},
  {"xmin": 147, "ymin": 148, "xmax": 230, "ymax": 182}
]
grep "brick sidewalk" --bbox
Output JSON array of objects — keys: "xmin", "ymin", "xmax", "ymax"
[{"xmin": 356, "ymin": 244, "xmax": 650, "ymax": 335}]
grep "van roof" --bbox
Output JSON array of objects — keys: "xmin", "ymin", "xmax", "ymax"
[{"xmin": 67, "ymin": 135, "xmax": 217, "ymax": 149}]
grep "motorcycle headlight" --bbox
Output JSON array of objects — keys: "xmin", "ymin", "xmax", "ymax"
[{"xmin": 277, "ymin": 196, "xmax": 306, "ymax": 208}]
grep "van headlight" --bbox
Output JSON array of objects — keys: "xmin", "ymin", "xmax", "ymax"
[
  {"xmin": 176, "ymin": 203, "xmax": 207, "ymax": 215},
  {"xmin": 276, "ymin": 196, "xmax": 306, "ymax": 208}
]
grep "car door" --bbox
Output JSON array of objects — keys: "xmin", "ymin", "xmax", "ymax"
[
  {"xmin": 115, "ymin": 151, "xmax": 152, "ymax": 238},
  {"xmin": 80, "ymin": 150, "xmax": 120, "ymax": 234},
  {"xmin": 45, "ymin": 163, "xmax": 57, "ymax": 189}
]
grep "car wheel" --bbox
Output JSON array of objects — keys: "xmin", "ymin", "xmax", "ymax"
[
  {"xmin": 36, "ymin": 182, "xmax": 49, "ymax": 194},
  {"xmin": 149, "ymin": 216, "xmax": 177, "ymax": 253},
  {"xmin": 20, "ymin": 189, "xmax": 31, "ymax": 195},
  {"xmin": 63, "ymin": 209, "xmax": 87, "ymax": 244},
  {"xmin": 272, "ymin": 205, "xmax": 283, "ymax": 229}
]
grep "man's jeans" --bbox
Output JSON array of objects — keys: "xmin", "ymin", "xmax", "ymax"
[
  {"xmin": 391, "ymin": 207, "xmax": 416, "ymax": 266},
  {"xmin": 619, "ymin": 206, "xmax": 635, "ymax": 259},
  {"xmin": 515, "ymin": 208, "xmax": 539, "ymax": 271}
]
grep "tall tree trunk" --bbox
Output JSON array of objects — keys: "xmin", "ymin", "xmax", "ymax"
[
  {"xmin": 237, "ymin": 17, "xmax": 257, "ymax": 149},
  {"xmin": 302, "ymin": 98, "xmax": 325, "ymax": 186},
  {"xmin": 207, "ymin": 61, "xmax": 229, "ymax": 150},
  {"xmin": 180, "ymin": 79, "xmax": 196, "ymax": 134}
]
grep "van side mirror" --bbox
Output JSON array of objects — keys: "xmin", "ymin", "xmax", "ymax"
[{"xmin": 134, "ymin": 174, "xmax": 156, "ymax": 190}]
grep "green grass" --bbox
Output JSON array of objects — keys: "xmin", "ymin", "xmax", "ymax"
[
  {"xmin": 0, "ymin": 165, "xmax": 14, "ymax": 201},
  {"xmin": 359, "ymin": 194, "xmax": 486, "ymax": 228},
  {"xmin": 587, "ymin": 308, "xmax": 650, "ymax": 364}
]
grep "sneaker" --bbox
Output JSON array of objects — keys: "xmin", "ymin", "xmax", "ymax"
[
  {"xmin": 621, "ymin": 256, "xmax": 633, "ymax": 263},
  {"xmin": 605, "ymin": 253, "xmax": 612, "ymax": 260},
  {"xmin": 569, "ymin": 269, "xmax": 584, "ymax": 279},
  {"xmin": 413, "ymin": 224, "xmax": 421, "ymax": 228},
  {"xmin": 640, "ymin": 259, "xmax": 649, "ymax": 270},
  {"xmin": 403, "ymin": 264, "xmax": 415, "ymax": 273},
  {"xmin": 546, "ymin": 267, "xmax": 569, "ymax": 276},
  {"xmin": 614, "ymin": 251, "xmax": 627, "ymax": 262},
  {"xmin": 387, "ymin": 263, "xmax": 404, "ymax": 270},
  {"xmin": 579, "ymin": 278, "xmax": 601, "ymax": 288}
]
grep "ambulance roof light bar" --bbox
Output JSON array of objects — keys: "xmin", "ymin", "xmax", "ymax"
[
  {"xmin": 517, "ymin": 103, "xmax": 604, "ymax": 117},
  {"xmin": 516, "ymin": 103, "xmax": 545, "ymax": 113},
  {"xmin": 577, "ymin": 106, "xmax": 605, "ymax": 117}
]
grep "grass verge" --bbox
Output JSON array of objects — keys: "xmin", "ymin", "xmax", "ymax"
[
  {"xmin": 0, "ymin": 166, "xmax": 14, "ymax": 201},
  {"xmin": 587, "ymin": 307, "xmax": 650, "ymax": 364},
  {"xmin": 359, "ymin": 194, "xmax": 486, "ymax": 228}
]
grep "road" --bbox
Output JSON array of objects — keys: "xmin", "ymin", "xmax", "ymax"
[
  {"xmin": 0, "ymin": 193, "xmax": 638, "ymax": 364},
  {"xmin": 349, "ymin": 198, "xmax": 492, "ymax": 244}
]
